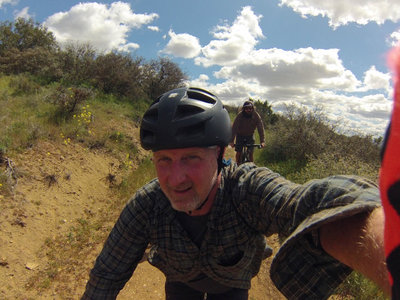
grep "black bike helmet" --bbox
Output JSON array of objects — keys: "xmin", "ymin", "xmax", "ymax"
[
  {"xmin": 140, "ymin": 87, "xmax": 232, "ymax": 152},
  {"xmin": 243, "ymin": 100, "xmax": 254, "ymax": 108}
]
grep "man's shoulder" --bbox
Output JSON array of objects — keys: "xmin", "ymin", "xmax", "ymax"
[
  {"xmin": 130, "ymin": 178, "xmax": 163, "ymax": 204},
  {"xmin": 253, "ymin": 111, "xmax": 262, "ymax": 119},
  {"xmin": 235, "ymin": 111, "xmax": 245, "ymax": 119},
  {"xmin": 221, "ymin": 162, "xmax": 262, "ymax": 184},
  {"xmin": 139, "ymin": 177, "xmax": 161, "ymax": 193}
]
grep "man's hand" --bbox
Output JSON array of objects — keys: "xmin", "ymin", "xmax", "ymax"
[{"xmin": 260, "ymin": 142, "xmax": 265, "ymax": 148}]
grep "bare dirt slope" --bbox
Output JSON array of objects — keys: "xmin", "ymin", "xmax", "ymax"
[{"xmin": 0, "ymin": 141, "xmax": 285, "ymax": 299}]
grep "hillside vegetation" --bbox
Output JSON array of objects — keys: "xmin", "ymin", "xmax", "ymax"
[{"xmin": 0, "ymin": 18, "xmax": 386, "ymax": 299}]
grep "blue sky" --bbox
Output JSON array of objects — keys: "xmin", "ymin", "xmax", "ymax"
[{"xmin": 1, "ymin": 0, "xmax": 400, "ymax": 137}]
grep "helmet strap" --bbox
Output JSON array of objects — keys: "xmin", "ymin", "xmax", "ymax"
[
  {"xmin": 188, "ymin": 166, "xmax": 222, "ymax": 215},
  {"xmin": 217, "ymin": 147, "xmax": 226, "ymax": 174}
]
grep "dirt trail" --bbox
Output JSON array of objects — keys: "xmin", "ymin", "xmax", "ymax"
[{"xmin": 0, "ymin": 142, "xmax": 285, "ymax": 299}]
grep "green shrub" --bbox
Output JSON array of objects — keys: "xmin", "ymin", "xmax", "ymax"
[
  {"xmin": 92, "ymin": 52, "xmax": 143, "ymax": 98},
  {"xmin": 59, "ymin": 42, "xmax": 96, "ymax": 86},
  {"xmin": 0, "ymin": 76, "xmax": 10, "ymax": 101},
  {"xmin": 140, "ymin": 57, "xmax": 188, "ymax": 100},
  {"xmin": 0, "ymin": 18, "xmax": 57, "ymax": 54},
  {"xmin": 331, "ymin": 133, "xmax": 381, "ymax": 165},
  {"xmin": 258, "ymin": 104, "xmax": 380, "ymax": 172},
  {"xmin": 334, "ymin": 272, "xmax": 387, "ymax": 300},
  {"xmin": 46, "ymin": 86, "xmax": 93, "ymax": 124},
  {"xmin": 259, "ymin": 159, "xmax": 306, "ymax": 178},
  {"xmin": 8, "ymin": 74, "xmax": 41, "ymax": 95},
  {"xmin": 0, "ymin": 19, "xmax": 61, "ymax": 83},
  {"xmin": 253, "ymin": 99, "xmax": 278, "ymax": 126},
  {"xmin": 261, "ymin": 104, "xmax": 338, "ymax": 163},
  {"xmin": 288, "ymin": 152, "xmax": 379, "ymax": 183}
]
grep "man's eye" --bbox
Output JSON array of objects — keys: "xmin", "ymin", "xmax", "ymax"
[
  {"xmin": 186, "ymin": 155, "xmax": 201, "ymax": 161},
  {"xmin": 157, "ymin": 157, "xmax": 170, "ymax": 164}
]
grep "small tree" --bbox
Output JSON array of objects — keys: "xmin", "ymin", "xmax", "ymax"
[
  {"xmin": 0, "ymin": 18, "xmax": 57, "ymax": 54},
  {"xmin": 258, "ymin": 103, "xmax": 381, "ymax": 169},
  {"xmin": 92, "ymin": 52, "xmax": 144, "ymax": 98},
  {"xmin": 47, "ymin": 86, "xmax": 93, "ymax": 124},
  {"xmin": 253, "ymin": 98, "xmax": 278, "ymax": 126},
  {"xmin": 0, "ymin": 47, "xmax": 61, "ymax": 82},
  {"xmin": 141, "ymin": 57, "xmax": 187, "ymax": 100},
  {"xmin": 59, "ymin": 42, "xmax": 96, "ymax": 86},
  {"xmin": 0, "ymin": 18, "xmax": 60, "ymax": 82},
  {"xmin": 260, "ymin": 103, "xmax": 339, "ymax": 162}
]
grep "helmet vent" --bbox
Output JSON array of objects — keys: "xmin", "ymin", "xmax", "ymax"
[
  {"xmin": 175, "ymin": 104, "xmax": 204, "ymax": 120},
  {"xmin": 143, "ymin": 107, "xmax": 158, "ymax": 122},
  {"xmin": 187, "ymin": 90, "xmax": 216, "ymax": 105},
  {"xmin": 141, "ymin": 129, "xmax": 154, "ymax": 143}
]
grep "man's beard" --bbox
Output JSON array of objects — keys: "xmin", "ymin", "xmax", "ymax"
[
  {"xmin": 171, "ymin": 194, "xmax": 203, "ymax": 212},
  {"xmin": 243, "ymin": 111, "xmax": 252, "ymax": 118}
]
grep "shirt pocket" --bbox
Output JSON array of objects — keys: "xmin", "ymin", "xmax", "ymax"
[
  {"xmin": 148, "ymin": 244, "xmax": 196, "ymax": 275},
  {"xmin": 208, "ymin": 242, "xmax": 256, "ymax": 276}
]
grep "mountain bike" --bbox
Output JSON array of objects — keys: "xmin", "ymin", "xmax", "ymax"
[{"xmin": 235, "ymin": 140, "xmax": 262, "ymax": 164}]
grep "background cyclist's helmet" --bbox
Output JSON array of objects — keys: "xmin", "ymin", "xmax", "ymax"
[
  {"xmin": 140, "ymin": 87, "xmax": 232, "ymax": 152},
  {"xmin": 243, "ymin": 100, "xmax": 254, "ymax": 108}
]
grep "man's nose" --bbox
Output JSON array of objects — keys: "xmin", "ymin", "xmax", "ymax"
[{"xmin": 168, "ymin": 161, "xmax": 187, "ymax": 186}]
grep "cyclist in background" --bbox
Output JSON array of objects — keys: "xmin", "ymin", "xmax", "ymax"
[{"xmin": 230, "ymin": 100, "xmax": 265, "ymax": 164}]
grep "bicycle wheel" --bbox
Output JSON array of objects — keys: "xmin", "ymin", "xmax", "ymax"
[{"xmin": 241, "ymin": 147, "xmax": 249, "ymax": 164}]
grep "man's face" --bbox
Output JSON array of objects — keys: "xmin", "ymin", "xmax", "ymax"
[
  {"xmin": 244, "ymin": 106, "xmax": 253, "ymax": 114},
  {"xmin": 153, "ymin": 146, "xmax": 220, "ymax": 212}
]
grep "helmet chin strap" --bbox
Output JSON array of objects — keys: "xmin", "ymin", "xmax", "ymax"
[
  {"xmin": 187, "ymin": 171, "xmax": 221, "ymax": 215},
  {"xmin": 187, "ymin": 185, "xmax": 214, "ymax": 215},
  {"xmin": 187, "ymin": 147, "xmax": 225, "ymax": 215},
  {"xmin": 188, "ymin": 193, "xmax": 210, "ymax": 215}
]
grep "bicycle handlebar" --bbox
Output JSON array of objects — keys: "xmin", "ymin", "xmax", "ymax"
[{"xmin": 233, "ymin": 144, "xmax": 262, "ymax": 149}]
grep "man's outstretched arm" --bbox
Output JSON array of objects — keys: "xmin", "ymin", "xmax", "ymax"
[{"xmin": 320, "ymin": 207, "xmax": 390, "ymax": 296}]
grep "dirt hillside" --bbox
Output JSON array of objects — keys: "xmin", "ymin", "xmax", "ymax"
[{"xmin": 0, "ymin": 138, "xmax": 286, "ymax": 299}]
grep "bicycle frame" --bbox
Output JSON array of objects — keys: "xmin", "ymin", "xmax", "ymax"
[
  {"xmin": 240, "ymin": 143, "xmax": 261, "ymax": 164},
  {"xmin": 234, "ymin": 141, "xmax": 261, "ymax": 164}
]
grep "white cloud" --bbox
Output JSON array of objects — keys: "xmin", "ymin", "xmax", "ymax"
[
  {"xmin": 43, "ymin": 2, "xmax": 158, "ymax": 52},
  {"xmin": 360, "ymin": 66, "xmax": 391, "ymax": 92},
  {"xmin": 0, "ymin": 0, "xmax": 17, "ymax": 9},
  {"xmin": 13, "ymin": 6, "xmax": 31, "ymax": 19},
  {"xmin": 279, "ymin": 0, "xmax": 400, "ymax": 28},
  {"xmin": 200, "ymin": 63, "xmax": 391, "ymax": 136},
  {"xmin": 213, "ymin": 47, "xmax": 361, "ymax": 93},
  {"xmin": 388, "ymin": 30, "xmax": 400, "ymax": 47},
  {"xmin": 118, "ymin": 42, "xmax": 140, "ymax": 52},
  {"xmin": 181, "ymin": 5, "xmax": 394, "ymax": 136},
  {"xmin": 217, "ymin": 81, "xmax": 391, "ymax": 136},
  {"xmin": 162, "ymin": 30, "xmax": 201, "ymax": 58},
  {"xmin": 189, "ymin": 74, "xmax": 210, "ymax": 88},
  {"xmin": 348, "ymin": 94, "xmax": 392, "ymax": 119},
  {"xmin": 148, "ymin": 25, "xmax": 159, "ymax": 32},
  {"xmin": 195, "ymin": 6, "xmax": 264, "ymax": 67}
]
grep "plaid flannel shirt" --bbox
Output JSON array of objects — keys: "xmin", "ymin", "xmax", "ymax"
[{"xmin": 82, "ymin": 163, "xmax": 380, "ymax": 299}]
